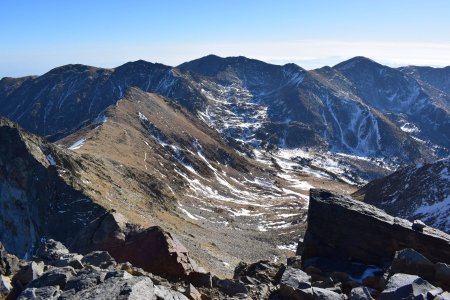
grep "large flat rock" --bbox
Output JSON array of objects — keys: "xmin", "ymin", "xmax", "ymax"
[{"xmin": 301, "ymin": 189, "xmax": 450, "ymax": 267}]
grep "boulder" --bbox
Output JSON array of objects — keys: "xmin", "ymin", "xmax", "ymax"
[
  {"xmin": 312, "ymin": 287, "xmax": 344, "ymax": 299},
  {"xmin": 73, "ymin": 212, "xmax": 200, "ymax": 279},
  {"xmin": 0, "ymin": 242, "xmax": 20, "ymax": 276},
  {"xmin": 52, "ymin": 254, "xmax": 84, "ymax": 270},
  {"xmin": 287, "ymin": 256, "xmax": 303, "ymax": 269},
  {"xmin": 13, "ymin": 261, "xmax": 45, "ymax": 287},
  {"xmin": 17, "ymin": 286, "xmax": 61, "ymax": 300},
  {"xmin": 187, "ymin": 271, "xmax": 213, "ymax": 288},
  {"xmin": 35, "ymin": 239, "xmax": 70, "ymax": 262},
  {"xmin": 81, "ymin": 251, "xmax": 116, "ymax": 269},
  {"xmin": 59, "ymin": 274, "xmax": 156, "ymax": 299},
  {"xmin": 63, "ymin": 266, "xmax": 108, "ymax": 293},
  {"xmin": 185, "ymin": 283, "xmax": 202, "ymax": 300},
  {"xmin": 387, "ymin": 248, "xmax": 450, "ymax": 291},
  {"xmin": 301, "ymin": 189, "xmax": 450, "ymax": 267},
  {"xmin": 350, "ymin": 286, "xmax": 373, "ymax": 300},
  {"xmin": 107, "ymin": 226, "xmax": 199, "ymax": 279},
  {"xmin": 378, "ymin": 273, "xmax": 444, "ymax": 299},
  {"xmin": 154, "ymin": 285, "xmax": 189, "ymax": 300},
  {"xmin": 212, "ymin": 277, "xmax": 248, "ymax": 296},
  {"xmin": 233, "ymin": 260, "xmax": 285, "ymax": 285},
  {"xmin": 0, "ymin": 275, "xmax": 13, "ymax": 297},
  {"xmin": 279, "ymin": 266, "xmax": 313, "ymax": 300},
  {"xmin": 27, "ymin": 266, "xmax": 76, "ymax": 289}
]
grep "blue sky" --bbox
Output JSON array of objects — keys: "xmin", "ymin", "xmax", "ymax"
[{"xmin": 1, "ymin": 0, "xmax": 449, "ymax": 77}]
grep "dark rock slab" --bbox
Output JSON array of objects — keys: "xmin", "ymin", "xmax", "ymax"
[
  {"xmin": 73, "ymin": 211, "xmax": 201, "ymax": 279},
  {"xmin": 0, "ymin": 242, "xmax": 20, "ymax": 276},
  {"xmin": 154, "ymin": 285, "xmax": 189, "ymax": 300},
  {"xmin": 279, "ymin": 266, "xmax": 313, "ymax": 300},
  {"xmin": 301, "ymin": 189, "xmax": 450, "ymax": 267},
  {"xmin": 17, "ymin": 285, "xmax": 61, "ymax": 300},
  {"xmin": 350, "ymin": 286, "xmax": 373, "ymax": 300},
  {"xmin": 212, "ymin": 277, "xmax": 248, "ymax": 296},
  {"xmin": 81, "ymin": 251, "xmax": 116, "ymax": 269},
  {"xmin": 233, "ymin": 260, "xmax": 285, "ymax": 285},
  {"xmin": 60, "ymin": 274, "xmax": 156, "ymax": 300},
  {"xmin": 27, "ymin": 266, "xmax": 76, "ymax": 289},
  {"xmin": 13, "ymin": 261, "xmax": 44, "ymax": 287},
  {"xmin": 312, "ymin": 287, "xmax": 345, "ymax": 299},
  {"xmin": 378, "ymin": 273, "xmax": 442, "ymax": 300}
]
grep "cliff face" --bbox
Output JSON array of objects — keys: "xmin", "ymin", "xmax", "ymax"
[
  {"xmin": 301, "ymin": 189, "xmax": 450, "ymax": 266},
  {"xmin": 0, "ymin": 118, "xmax": 107, "ymax": 258}
]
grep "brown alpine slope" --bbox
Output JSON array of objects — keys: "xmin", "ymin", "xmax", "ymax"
[
  {"xmin": 55, "ymin": 87, "xmax": 354, "ymax": 276},
  {"xmin": 0, "ymin": 88, "xmax": 354, "ymax": 278}
]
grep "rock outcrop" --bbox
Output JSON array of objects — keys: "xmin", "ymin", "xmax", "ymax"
[
  {"xmin": 0, "ymin": 239, "xmax": 191, "ymax": 300},
  {"xmin": 301, "ymin": 189, "xmax": 450, "ymax": 267},
  {"xmin": 72, "ymin": 211, "xmax": 203, "ymax": 279},
  {"xmin": 0, "ymin": 118, "xmax": 107, "ymax": 258}
]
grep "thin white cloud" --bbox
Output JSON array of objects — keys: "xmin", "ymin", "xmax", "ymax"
[{"xmin": 1, "ymin": 40, "xmax": 449, "ymax": 77}]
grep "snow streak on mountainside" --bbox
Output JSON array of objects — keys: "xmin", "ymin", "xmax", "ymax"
[
  {"xmin": 0, "ymin": 55, "xmax": 449, "ymax": 184},
  {"xmin": 56, "ymin": 88, "xmax": 357, "ymax": 275},
  {"xmin": 353, "ymin": 157, "xmax": 450, "ymax": 233}
]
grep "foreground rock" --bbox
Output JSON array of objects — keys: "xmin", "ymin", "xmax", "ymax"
[
  {"xmin": 378, "ymin": 273, "xmax": 444, "ymax": 300},
  {"xmin": 72, "ymin": 211, "xmax": 203, "ymax": 279},
  {"xmin": 0, "ymin": 240, "xmax": 193, "ymax": 300},
  {"xmin": 284, "ymin": 189, "xmax": 450, "ymax": 299},
  {"xmin": 301, "ymin": 189, "xmax": 450, "ymax": 267}
]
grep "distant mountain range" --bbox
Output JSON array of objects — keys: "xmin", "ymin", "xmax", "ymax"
[
  {"xmin": 0, "ymin": 54, "xmax": 449, "ymax": 277},
  {"xmin": 1, "ymin": 55, "xmax": 449, "ymax": 164}
]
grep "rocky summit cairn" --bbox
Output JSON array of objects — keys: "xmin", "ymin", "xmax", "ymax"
[{"xmin": 301, "ymin": 189, "xmax": 450, "ymax": 267}]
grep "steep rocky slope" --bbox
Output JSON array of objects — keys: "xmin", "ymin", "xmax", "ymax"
[
  {"xmin": 0, "ymin": 91, "xmax": 355, "ymax": 278},
  {"xmin": 335, "ymin": 57, "xmax": 450, "ymax": 153},
  {"xmin": 57, "ymin": 87, "xmax": 356, "ymax": 276},
  {"xmin": 0, "ymin": 62, "xmax": 205, "ymax": 140},
  {"xmin": 2, "ymin": 189, "xmax": 449, "ymax": 300},
  {"xmin": 353, "ymin": 158, "xmax": 450, "ymax": 233},
  {"xmin": 400, "ymin": 65, "xmax": 450, "ymax": 96},
  {"xmin": 179, "ymin": 55, "xmax": 435, "ymax": 162},
  {"xmin": 1, "ymin": 55, "xmax": 447, "ymax": 186},
  {"xmin": 0, "ymin": 118, "xmax": 107, "ymax": 258}
]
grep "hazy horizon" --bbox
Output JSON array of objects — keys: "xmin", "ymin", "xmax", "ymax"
[
  {"xmin": 2, "ymin": 53, "xmax": 449, "ymax": 79},
  {"xmin": 1, "ymin": 0, "xmax": 449, "ymax": 78}
]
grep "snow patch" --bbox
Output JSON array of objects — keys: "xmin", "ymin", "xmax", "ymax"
[
  {"xmin": 68, "ymin": 138, "xmax": 86, "ymax": 150},
  {"xmin": 46, "ymin": 154, "xmax": 56, "ymax": 166}
]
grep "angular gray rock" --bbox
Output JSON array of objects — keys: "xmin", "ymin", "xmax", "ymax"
[
  {"xmin": 279, "ymin": 266, "xmax": 313, "ymax": 300},
  {"xmin": 17, "ymin": 285, "xmax": 61, "ymax": 300},
  {"xmin": 0, "ymin": 275, "xmax": 13, "ymax": 297},
  {"xmin": 301, "ymin": 189, "xmax": 450, "ymax": 267},
  {"xmin": 63, "ymin": 266, "xmax": 108, "ymax": 293},
  {"xmin": 60, "ymin": 275, "xmax": 156, "ymax": 300},
  {"xmin": 27, "ymin": 266, "xmax": 76, "ymax": 289},
  {"xmin": 0, "ymin": 242, "xmax": 20, "ymax": 276},
  {"xmin": 36, "ymin": 239, "xmax": 70, "ymax": 261},
  {"xmin": 154, "ymin": 285, "xmax": 189, "ymax": 300},
  {"xmin": 81, "ymin": 251, "xmax": 116, "ymax": 269},
  {"xmin": 213, "ymin": 277, "xmax": 248, "ymax": 296},
  {"xmin": 74, "ymin": 212, "xmax": 201, "ymax": 279},
  {"xmin": 233, "ymin": 260, "xmax": 285, "ymax": 285},
  {"xmin": 13, "ymin": 261, "xmax": 45, "ymax": 287},
  {"xmin": 312, "ymin": 287, "xmax": 345, "ymax": 299},
  {"xmin": 378, "ymin": 273, "xmax": 442, "ymax": 300},
  {"xmin": 185, "ymin": 283, "xmax": 201, "ymax": 300},
  {"xmin": 350, "ymin": 286, "xmax": 373, "ymax": 300}
]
